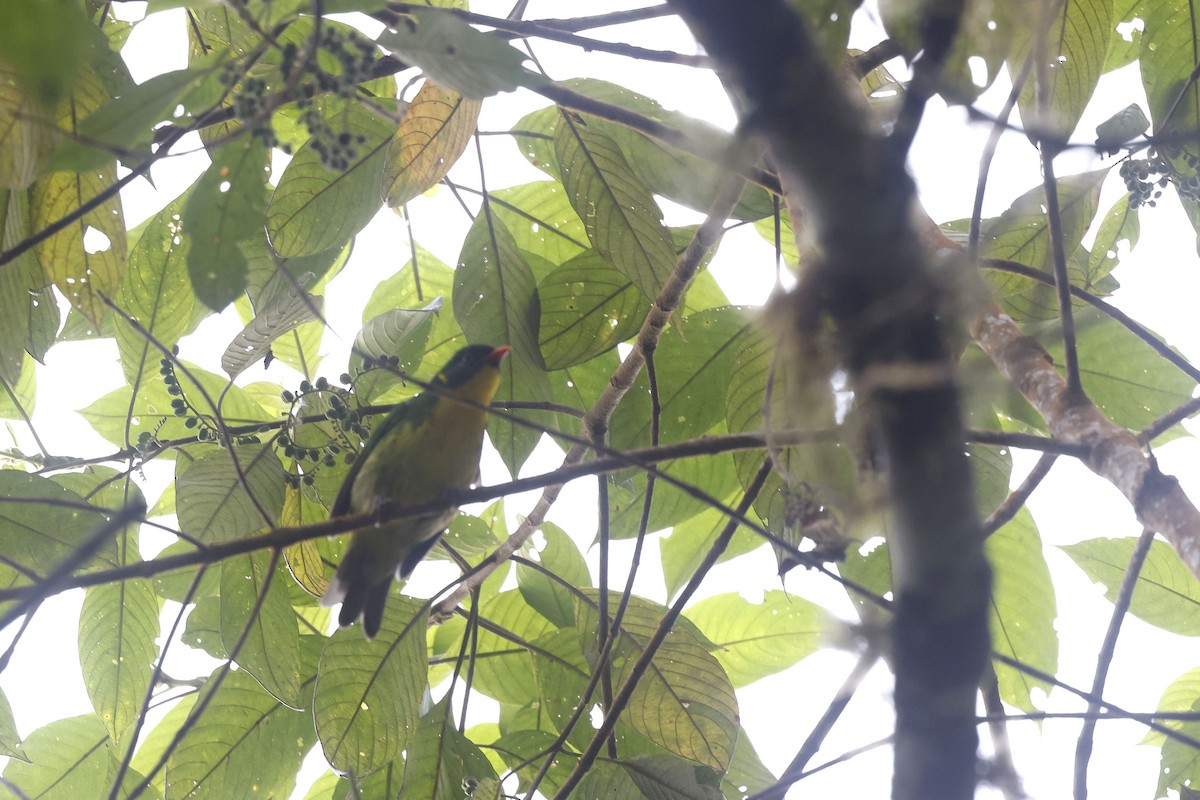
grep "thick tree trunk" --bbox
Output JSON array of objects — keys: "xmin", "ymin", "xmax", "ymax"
[{"xmin": 666, "ymin": 3, "xmax": 992, "ymax": 798}]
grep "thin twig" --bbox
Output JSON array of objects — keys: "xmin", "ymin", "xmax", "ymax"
[
  {"xmin": 105, "ymin": 566, "xmax": 208, "ymax": 800},
  {"xmin": 983, "ymin": 258, "xmax": 1200, "ymax": 385},
  {"xmin": 982, "ymin": 452, "xmax": 1057, "ymax": 536},
  {"xmin": 1073, "ymin": 527, "xmax": 1155, "ymax": 800},
  {"xmin": 551, "ymin": 459, "xmax": 773, "ymax": 799},
  {"xmin": 123, "ymin": 549, "xmax": 284, "ymax": 800},
  {"xmin": 0, "ymin": 500, "xmax": 146, "ymax": 632},
  {"xmin": 981, "ymin": 666, "xmax": 1023, "ymax": 800},
  {"xmin": 1033, "ymin": 1, "xmax": 1082, "ymax": 396},
  {"xmin": 754, "ymin": 648, "xmax": 881, "ymax": 800},
  {"xmin": 968, "ymin": 53, "xmax": 1035, "ymax": 258}
]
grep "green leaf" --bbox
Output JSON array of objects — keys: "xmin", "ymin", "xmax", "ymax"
[
  {"xmin": 614, "ymin": 305, "xmax": 752, "ymax": 449},
  {"xmin": 685, "ymin": 591, "xmax": 825, "ymax": 688},
  {"xmin": 375, "ymin": 8, "xmax": 542, "ymax": 99},
  {"xmin": 554, "ymin": 115, "xmax": 676, "ymax": 301},
  {"xmin": 1150, "ymin": 666, "xmax": 1200, "ymax": 795},
  {"xmin": 78, "ymin": 360, "xmax": 273, "ymax": 447},
  {"xmin": 350, "ymin": 300, "xmax": 439, "ymax": 402},
  {"xmin": 491, "ymin": 181, "xmax": 589, "ymax": 266},
  {"xmin": 660, "ymin": 507, "xmax": 764, "ymax": 600},
  {"xmin": 0, "ymin": 351, "xmax": 36, "ymax": 420},
  {"xmin": 620, "ymin": 754, "xmax": 723, "ymax": 800},
  {"xmin": 529, "ymin": 628, "xmax": 594, "ymax": 753},
  {"xmin": 1095, "ymin": 102, "xmax": 1150, "ymax": 152},
  {"xmin": 722, "ymin": 730, "xmax": 776, "ymax": 799},
  {"xmin": 297, "ymin": 771, "xmax": 345, "ymax": 800},
  {"xmin": 314, "ymin": 596, "xmax": 427, "ymax": 775},
  {"xmin": 0, "ymin": 190, "xmax": 49, "ymax": 384},
  {"xmin": 166, "ymin": 648, "xmax": 319, "ymax": 800},
  {"xmin": 469, "ymin": 590, "xmax": 558, "ymax": 705},
  {"xmin": 0, "ymin": 0, "xmax": 90, "ymax": 107},
  {"xmin": 0, "ymin": 688, "xmax": 23, "ymax": 761},
  {"xmin": 363, "ymin": 244, "xmax": 467, "ymax": 381},
  {"xmin": 1085, "ymin": 192, "xmax": 1139, "ymax": 284},
  {"xmin": 989, "ymin": 509, "xmax": 1057, "ymax": 712},
  {"xmin": 453, "ymin": 211, "xmax": 553, "ymax": 474},
  {"xmin": 78, "ymin": 578, "xmax": 160, "ymax": 744},
  {"xmin": 437, "ymin": 504, "xmax": 504, "ymax": 564},
  {"xmin": 1042, "ymin": 306, "xmax": 1195, "ymax": 436},
  {"xmin": 1062, "ymin": 536, "xmax": 1200, "ymax": 636},
  {"xmin": 384, "ymin": 81, "xmax": 479, "ymax": 207},
  {"xmin": 3, "ymin": 716, "xmax": 113, "ymax": 800},
  {"xmin": 56, "ymin": 64, "xmax": 223, "ymax": 172},
  {"xmin": 608, "ymin": 446, "xmax": 741, "ymax": 540},
  {"xmin": 574, "ymin": 591, "xmax": 738, "ymax": 771},
  {"xmin": 175, "ymin": 444, "xmax": 285, "ymax": 544},
  {"xmin": 1013, "ymin": 0, "xmax": 1115, "ymax": 141},
  {"xmin": 0, "ymin": 472, "xmax": 119, "ymax": 595},
  {"xmin": 115, "ymin": 195, "xmax": 195, "ymax": 386},
  {"xmin": 220, "ymin": 551, "xmax": 303, "ymax": 707},
  {"xmin": 1138, "ymin": 0, "xmax": 1197, "ymax": 130},
  {"xmin": 538, "ymin": 250, "xmax": 646, "ymax": 369},
  {"xmin": 515, "ymin": 79, "xmax": 773, "ymax": 220},
  {"xmin": 399, "ymin": 699, "xmax": 498, "ymax": 799},
  {"xmin": 970, "ymin": 444, "xmax": 1014, "ymax": 518},
  {"xmin": 183, "ymin": 137, "xmax": 268, "ymax": 310},
  {"xmin": 979, "ymin": 169, "xmax": 1109, "ymax": 320},
  {"xmin": 183, "ymin": 595, "xmax": 226, "ymax": 659},
  {"xmin": 267, "ymin": 103, "xmax": 393, "ymax": 257},
  {"xmin": 492, "ymin": 728, "xmax": 575, "ymax": 796},
  {"xmin": 0, "ymin": 70, "xmax": 58, "ymax": 189},
  {"xmin": 574, "ymin": 761, "xmax": 643, "ymax": 798},
  {"xmin": 517, "ymin": 522, "xmax": 592, "ymax": 628}
]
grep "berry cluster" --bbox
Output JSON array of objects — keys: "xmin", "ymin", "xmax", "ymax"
[
  {"xmin": 1118, "ymin": 145, "xmax": 1200, "ymax": 208},
  {"xmin": 359, "ymin": 354, "xmax": 402, "ymax": 371},
  {"xmin": 222, "ymin": 25, "xmax": 381, "ymax": 169},
  {"xmin": 278, "ymin": 373, "xmax": 365, "ymax": 489},
  {"xmin": 137, "ymin": 347, "xmax": 263, "ymax": 454},
  {"xmin": 280, "ymin": 28, "xmax": 378, "ymax": 170}
]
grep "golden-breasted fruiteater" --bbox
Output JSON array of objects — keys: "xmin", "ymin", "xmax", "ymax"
[{"xmin": 321, "ymin": 344, "xmax": 510, "ymax": 638}]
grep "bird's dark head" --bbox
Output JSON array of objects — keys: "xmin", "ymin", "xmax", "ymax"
[{"xmin": 435, "ymin": 344, "xmax": 511, "ymax": 390}]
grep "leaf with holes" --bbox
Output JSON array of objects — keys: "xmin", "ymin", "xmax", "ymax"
[
  {"xmin": 115, "ymin": 195, "xmax": 195, "ymax": 387},
  {"xmin": 183, "ymin": 138, "xmax": 268, "ymax": 311}
]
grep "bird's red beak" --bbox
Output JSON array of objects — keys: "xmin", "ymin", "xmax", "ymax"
[{"xmin": 487, "ymin": 346, "xmax": 512, "ymax": 365}]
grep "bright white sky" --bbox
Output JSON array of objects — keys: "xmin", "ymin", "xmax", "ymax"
[{"xmin": 4, "ymin": 2, "xmax": 1200, "ymax": 799}]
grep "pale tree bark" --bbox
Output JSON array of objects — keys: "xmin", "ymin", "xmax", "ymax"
[{"xmin": 666, "ymin": 2, "xmax": 992, "ymax": 798}]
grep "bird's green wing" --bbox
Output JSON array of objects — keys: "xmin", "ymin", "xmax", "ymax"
[{"xmin": 331, "ymin": 392, "xmax": 436, "ymax": 516}]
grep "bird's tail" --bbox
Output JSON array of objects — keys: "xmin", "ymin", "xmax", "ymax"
[{"xmin": 321, "ymin": 547, "xmax": 392, "ymax": 639}]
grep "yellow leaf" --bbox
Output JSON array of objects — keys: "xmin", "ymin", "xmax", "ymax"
[
  {"xmin": 30, "ymin": 69, "xmax": 125, "ymax": 326},
  {"xmin": 384, "ymin": 81, "xmax": 480, "ymax": 207}
]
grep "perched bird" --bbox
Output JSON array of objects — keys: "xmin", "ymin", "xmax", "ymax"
[{"xmin": 321, "ymin": 344, "xmax": 510, "ymax": 638}]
